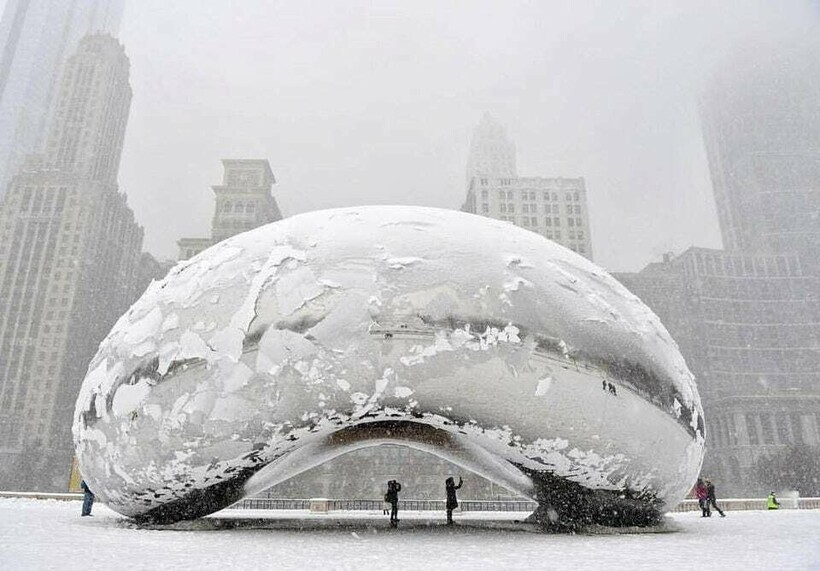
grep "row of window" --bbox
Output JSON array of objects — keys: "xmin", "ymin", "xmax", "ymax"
[
  {"xmin": 483, "ymin": 189, "xmax": 583, "ymax": 202},
  {"xmin": 685, "ymin": 252, "xmax": 803, "ymax": 278},
  {"xmin": 219, "ymin": 201, "xmax": 257, "ymax": 214},
  {"xmin": 710, "ymin": 411, "xmax": 819, "ymax": 448}
]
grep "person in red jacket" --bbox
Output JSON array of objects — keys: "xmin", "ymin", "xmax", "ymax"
[{"xmin": 695, "ymin": 478, "xmax": 710, "ymax": 517}]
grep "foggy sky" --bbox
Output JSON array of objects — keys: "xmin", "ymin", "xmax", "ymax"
[{"xmin": 8, "ymin": 1, "xmax": 820, "ymax": 270}]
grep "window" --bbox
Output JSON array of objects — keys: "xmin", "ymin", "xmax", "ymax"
[
  {"xmin": 745, "ymin": 414, "xmax": 759, "ymax": 445},
  {"xmin": 522, "ymin": 217, "xmax": 530, "ymax": 226},
  {"xmin": 577, "ymin": 231, "xmax": 584, "ymax": 240},
  {"xmin": 481, "ymin": 178, "xmax": 488, "ymax": 186},
  {"xmin": 574, "ymin": 191, "xmax": 580, "ymax": 201},
  {"xmin": 481, "ymin": 190, "xmax": 488, "ymax": 199},
  {"xmin": 566, "ymin": 205, "xmax": 573, "ymax": 214},
  {"xmin": 508, "ymin": 204, "xmax": 515, "ymax": 213},
  {"xmin": 552, "ymin": 204, "xmax": 559, "ymax": 213},
  {"xmin": 529, "ymin": 192, "xmax": 536, "ymax": 200},
  {"xmin": 223, "ymin": 201, "xmax": 233, "ymax": 213},
  {"xmin": 568, "ymin": 218, "xmax": 575, "ymax": 227},
  {"xmin": 566, "ymin": 192, "xmax": 572, "ymax": 201},
  {"xmin": 545, "ymin": 217, "xmax": 552, "ymax": 226},
  {"xmin": 574, "ymin": 205, "xmax": 581, "ymax": 214},
  {"xmin": 554, "ymin": 218, "xmax": 560, "ymax": 226},
  {"xmin": 543, "ymin": 192, "xmax": 551, "ymax": 201},
  {"xmin": 498, "ymin": 191, "xmax": 506, "ymax": 199},
  {"xmin": 481, "ymin": 203, "xmax": 489, "ymax": 213},
  {"xmin": 530, "ymin": 217, "xmax": 538, "ymax": 226},
  {"xmin": 552, "ymin": 192, "xmax": 558, "ymax": 201},
  {"xmin": 523, "ymin": 204, "xmax": 529, "ymax": 213},
  {"xmin": 500, "ymin": 204, "xmax": 507, "ymax": 213}
]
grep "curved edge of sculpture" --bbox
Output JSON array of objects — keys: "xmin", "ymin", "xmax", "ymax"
[{"xmin": 73, "ymin": 205, "xmax": 705, "ymax": 529}]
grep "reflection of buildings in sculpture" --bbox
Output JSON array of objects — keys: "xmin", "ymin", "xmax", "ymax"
[
  {"xmin": 177, "ymin": 160, "xmax": 282, "ymax": 260},
  {"xmin": 264, "ymin": 445, "xmax": 510, "ymax": 501},
  {"xmin": 0, "ymin": 35, "xmax": 141, "ymax": 490},
  {"xmin": 461, "ymin": 114, "xmax": 594, "ymax": 260},
  {"xmin": 615, "ymin": 249, "xmax": 820, "ymax": 496},
  {"xmin": 0, "ymin": 0, "xmax": 125, "ymax": 199}
]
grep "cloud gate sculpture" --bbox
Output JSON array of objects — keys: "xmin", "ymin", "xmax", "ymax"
[{"xmin": 73, "ymin": 206, "xmax": 704, "ymax": 528}]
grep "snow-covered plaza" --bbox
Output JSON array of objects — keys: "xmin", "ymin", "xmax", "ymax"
[{"xmin": 1, "ymin": 498, "xmax": 818, "ymax": 570}]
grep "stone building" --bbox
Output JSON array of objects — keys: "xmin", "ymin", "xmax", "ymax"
[
  {"xmin": 177, "ymin": 159, "xmax": 282, "ymax": 260},
  {"xmin": 0, "ymin": 35, "xmax": 142, "ymax": 490},
  {"xmin": 461, "ymin": 115, "xmax": 594, "ymax": 260},
  {"xmin": 615, "ymin": 43, "xmax": 820, "ymax": 496}
]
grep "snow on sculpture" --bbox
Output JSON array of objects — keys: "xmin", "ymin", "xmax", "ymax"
[{"xmin": 73, "ymin": 206, "xmax": 704, "ymax": 527}]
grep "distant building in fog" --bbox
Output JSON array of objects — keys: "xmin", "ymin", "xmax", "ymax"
[
  {"xmin": 177, "ymin": 159, "xmax": 283, "ymax": 260},
  {"xmin": 0, "ymin": 0, "xmax": 125, "ymax": 200},
  {"xmin": 699, "ymin": 46, "xmax": 820, "ymax": 255},
  {"xmin": 0, "ymin": 35, "xmax": 141, "ymax": 490},
  {"xmin": 461, "ymin": 115, "xmax": 594, "ymax": 260},
  {"xmin": 616, "ymin": 44, "xmax": 820, "ymax": 496},
  {"xmin": 615, "ymin": 249, "xmax": 820, "ymax": 495}
]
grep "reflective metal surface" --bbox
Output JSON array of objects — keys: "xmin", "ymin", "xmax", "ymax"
[{"xmin": 73, "ymin": 206, "xmax": 704, "ymax": 525}]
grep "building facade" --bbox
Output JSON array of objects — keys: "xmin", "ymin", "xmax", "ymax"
[
  {"xmin": 461, "ymin": 116, "xmax": 594, "ymax": 259},
  {"xmin": 0, "ymin": 35, "xmax": 141, "ymax": 490},
  {"xmin": 178, "ymin": 159, "xmax": 283, "ymax": 260},
  {"xmin": 615, "ymin": 248, "xmax": 820, "ymax": 495},
  {"xmin": 463, "ymin": 176, "xmax": 593, "ymax": 259},
  {"xmin": 0, "ymin": 0, "xmax": 124, "ymax": 200},
  {"xmin": 699, "ymin": 45, "xmax": 820, "ymax": 255}
]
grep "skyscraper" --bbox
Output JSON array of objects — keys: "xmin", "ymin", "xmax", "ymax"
[
  {"xmin": 699, "ymin": 45, "xmax": 820, "ymax": 255},
  {"xmin": 615, "ymin": 43, "xmax": 820, "ymax": 495},
  {"xmin": 0, "ymin": 0, "xmax": 124, "ymax": 199},
  {"xmin": 462, "ymin": 115, "xmax": 594, "ymax": 260},
  {"xmin": 0, "ymin": 34, "xmax": 141, "ymax": 490},
  {"xmin": 465, "ymin": 113, "xmax": 517, "ymax": 182}
]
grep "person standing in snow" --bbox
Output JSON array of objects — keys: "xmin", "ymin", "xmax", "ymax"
[
  {"xmin": 705, "ymin": 479, "xmax": 725, "ymax": 517},
  {"xmin": 80, "ymin": 480, "xmax": 95, "ymax": 517},
  {"xmin": 767, "ymin": 491, "xmax": 781, "ymax": 510},
  {"xmin": 385, "ymin": 480, "xmax": 402, "ymax": 527},
  {"xmin": 695, "ymin": 478, "xmax": 710, "ymax": 517},
  {"xmin": 445, "ymin": 476, "xmax": 463, "ymax": 525}
]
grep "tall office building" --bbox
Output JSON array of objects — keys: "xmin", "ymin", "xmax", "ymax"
[
  {"xmin": 0, "ymin": 0, "xmax": 124, "ymax": 199},
  {"xmin": 700, "ymin": 45, "xmax": 820, "ymax": 255},
  {"xmin": 462, "ymin": 116, "xmax": 594, "ymax": 260},
  {"xmin": 178, "ymin": 159, "xmax": 283, "ymax": 260},
  {"xmin": 466, "ymin": 113, "xmax": 517, "ymax": 182},
  {"xmin": 0, "ymin": 35, "xmax": 142, "ymax": 490},
  {"xmin": 616, "ymin": 43, "xmax": 820, "ymax": 495}
]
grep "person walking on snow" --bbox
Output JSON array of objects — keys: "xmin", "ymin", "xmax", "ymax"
[
  {"xmin": 445, "ymin": 476, "xmax": 463, "ymax": 525},
  {"xmin": 80, "ymin": 480, "xmax": 95, "ymax": 517},
  {"xmin": 695, "ymin": 478, "xmax": 710, "ymax": 517},
  {"xmin": 767, "ymin": 491, "xmax": 781, "ymax": 510},
  {"xmin": 705, "ymin": 479, "xmax": 725, "ymax": 517}
]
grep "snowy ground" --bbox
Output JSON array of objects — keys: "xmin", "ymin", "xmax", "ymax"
[{"xmin": 1, "ymin": 499, "xmax": 818, "ymax": 570}]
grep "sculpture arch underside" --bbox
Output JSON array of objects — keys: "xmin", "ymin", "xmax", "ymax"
[
  {"xmin": 132, "ymin": 420, "xmax": 667, "ymax": 529},
  {"xmin": 72, "ymin": 206, "xmax": 704, "ymax": 529}
]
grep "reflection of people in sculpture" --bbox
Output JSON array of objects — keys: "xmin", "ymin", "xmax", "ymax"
[
  {"xmin": 385, "ymin": 480, "xmax": 402, "ymax": 526},
  {"xmin": 608, "ymin": 382, "xmax": 617, "ymax": 396},
  {"xmin": 445, "ymin": 476, "xmax": 463, "ymax": 525}
]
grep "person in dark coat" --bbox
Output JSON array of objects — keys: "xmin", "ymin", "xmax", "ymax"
[
  {"xmin": 705, "ymin": 478, "xmax": 725, "ymax": 517},
  {"xmin": 385, "ymin": 480, "xmax": 402, "ymax": 526},
  {"xmin": 80, "ymin": 480, "xmax": 95, "ymax": 517},
  {"xmin": 695, "ymin": 478, "xmax": 710, "ymax": 517},
  {"xmin": 445, "ymin": 476, "xmax": 463, "ymax": 525}
]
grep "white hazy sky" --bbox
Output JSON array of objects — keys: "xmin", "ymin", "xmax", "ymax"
[{"xmin": 8, "ymin": 0, "xmax": 820, "ymax": 270}]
